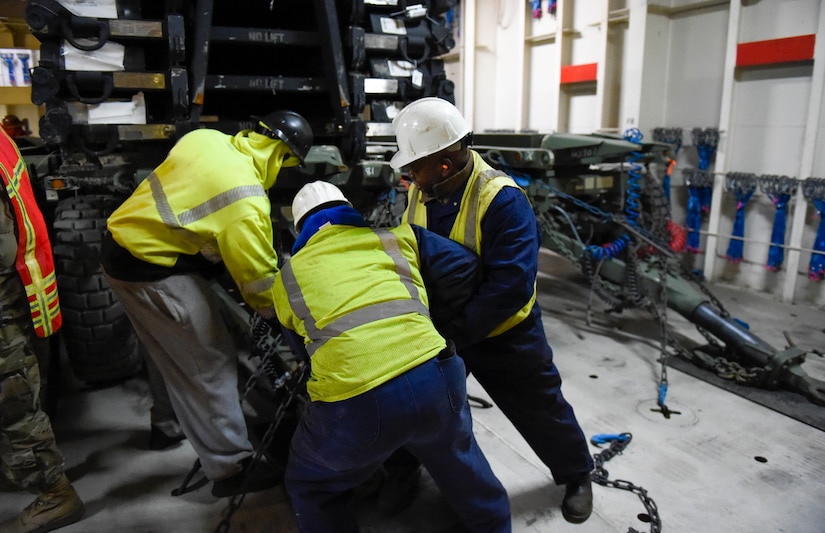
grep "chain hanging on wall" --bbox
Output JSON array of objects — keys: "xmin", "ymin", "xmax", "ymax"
[
  {"xmin": 723, "ymin": 172, "xmax": 758, "ymax": 263},
  {"xmin": 692, "ymin": 128, "xmax": 719, "ymax": 214},
  {"xmin": 759, "ymin": 175, "xmax": 798, "ymax": 272},
  {"xmin": 801, "ymin": 177, "xmax": 825, "ymax": 281}
]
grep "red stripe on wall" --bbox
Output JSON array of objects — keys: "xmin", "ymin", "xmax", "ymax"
[
  {"xmin": 736, "ymin": 35, "xmax": 816, "ymax": 67},
  {"xmin": 560, "ymin": 63, "xmax": 598, "ymax": 84}
]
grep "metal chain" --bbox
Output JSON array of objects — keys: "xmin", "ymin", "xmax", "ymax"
[
  {"xmin": 215, "ymin": 362, "xmax": 308, "ymax": 533},
  {"xmin": 533, "ymin": 183, "xmax": 780, "ymax": 390},
  {"xmin": 215, "ymin": 337, "xmax": 309, "ymax": 533},
  {"xmin": 591, "ymin": 434, "xmax": 661, "ymax": 533},
  {"xmin": 802, "ymin": 177, "xmax": 825, "ymax": 201},
  {"xmin": 646, "ymin": 255, "xmax": 675, "ymax": 417},
  {"xmin": 668, "ymin": 331, "xmax": 765, "ymax": 385},
  {"xmin": 538, "ymin": 181, "xmax": 731, "ymax": 318}
]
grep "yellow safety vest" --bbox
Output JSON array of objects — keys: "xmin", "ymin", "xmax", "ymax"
[
  {"xmin": 107, "ymin": 128, "xmax": 292, "ymax": 315},
  {"xmin": 404, "ymin": 150, "xmax": 536, "ymax": 337},
  {"xmin": 273, "ymin": 223, "xmax": 445, "ymax": 402}
]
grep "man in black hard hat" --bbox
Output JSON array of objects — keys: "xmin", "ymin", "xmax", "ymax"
[{"xmin": 100, "ymin": 111, "xmax": 312, "ymax": 498}]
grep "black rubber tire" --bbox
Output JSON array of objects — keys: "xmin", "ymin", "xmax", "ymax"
[{"xmin": 52, "ymin": 194, "xmax": 143, "ymax": 384}]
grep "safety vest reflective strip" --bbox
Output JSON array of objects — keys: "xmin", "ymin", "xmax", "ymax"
[
  {"xmin": 280, "ymin": 229, "xmax": 429, "ymax": 357},
  {"xmin": 406, "ymin": 169, "xmax": 504, "ymax": 253},
  {"xmin": 0, "ymin": 143, "xmax": 61, "ymax": 337},
  {"xmin": 406, "ymin": 166, "xmax": 536, "ymax": 336},
  {"xmin": 147, "ymin": 172, "xmax": 274, "ymax": 294}
]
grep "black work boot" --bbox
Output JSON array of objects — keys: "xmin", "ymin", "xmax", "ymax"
[
  {"xmin": 0, "ymin": 474, "xmax": 85, "ymax": 532},
  {"xmin": 148, "ymin": 425, "xmax": 186, "ymax": 451},
  {"xmin": 211, "ymin": 456, "xmax": 283, "ymax": 498},
  {"xmin": 561, "ymin": 473, "xmax": 593, "ymax": 524}
]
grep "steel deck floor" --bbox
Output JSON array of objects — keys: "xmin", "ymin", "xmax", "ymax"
[{"xmin": 2, "ymin": 249, "xmax": 824, "ymax": 532}]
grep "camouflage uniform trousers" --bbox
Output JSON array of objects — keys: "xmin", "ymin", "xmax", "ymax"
[{"xmin": 0, "ymin": 273, "xmax": 65, "ymax": 493}]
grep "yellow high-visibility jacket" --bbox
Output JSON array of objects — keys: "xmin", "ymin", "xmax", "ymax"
[
  {"xmin": 404, "ymin": 150, "xmax": 536, "ymax": 337},
  {"xmin": 273, "ymin": 223, "xmax": 444, "ymax": 402},
  {"xmin": 107, "ymin": 128, "xmax": 293, "ymax": 315}
]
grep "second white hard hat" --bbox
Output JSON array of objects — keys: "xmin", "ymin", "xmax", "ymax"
[
  {"xmin": 292, "ymin": 181, "xmax": 351, "ymax": 231},
  {"xmin": 389, "ymin": 97, "xmax": 471, "ymax": 170}
]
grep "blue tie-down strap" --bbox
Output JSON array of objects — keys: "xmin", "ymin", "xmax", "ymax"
[
  {"xmin": 685, "ymin": 186, "xmax": 703, "ymax": 252},
  {"xmin": 725, "ymin": 188, "xmax": 755, "ymax": 263},
  {"xmin": 766, "ymin": 194, "xmax": 790, "ymax": 271},
  {"xmin": 531, "ymin": 0, "xmax": 542, "ymax": 18},
  {"xmin": 590, "ymin": 433, "xmax": 631, "ymax": 446},
  {"xmin": 809, "ymin": 199, "xmax": 825, "ymax": 281}
]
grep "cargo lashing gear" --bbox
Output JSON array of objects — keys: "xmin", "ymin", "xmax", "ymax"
[
  {"xmin": 534, "ymin": 180, "xmax": 681, "ymax": 417},
  {"xmin": 387, "ymin": 4, "xmax": 454, "ymax": 67},
  {"xmin": 170, "ymin": 313, "xmax": 309, "ymax": 533},
  {"xmin": 723, "ymin": 172, "xmax": 757, "ymax": 263},
  {"xmin": 759, "ymin": 175, "xmax": 798, "ymax": 272},
  {"xmin": 533, "ymin": 177, "xmax": 825, "ymax": 407},
  {"xmin": 590, "ymin": 433, "xmax": 661, "ymax": 533},
  {"xmin": 801, "ymin": 178, "xmax": 825, "ymax": 280},
  {"xmin": 683, "ymin": 128, "xmax": 719, "ymax": 253},
  {"xmin": 682, "ymin": 168, "xmax": 714, "ymax": 253}
]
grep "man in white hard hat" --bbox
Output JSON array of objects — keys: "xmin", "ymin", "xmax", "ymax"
[
  {"xmin": 101, "ymin": 111, "xmax": 313, "ymax": 498},
  {"xmin": 273, "ymin": 181, "xmax": 511, "ymax": 533},
  {"xmin": 387, "ymin": 97, "xmax": 595, "ymax": 524}
]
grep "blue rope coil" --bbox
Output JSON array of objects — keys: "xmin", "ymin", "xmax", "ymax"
[
  {"xmin": 587, "ymin": 128, "xmax": 644, "ymax": 262},
  {"xmin": 622, "ymin": 128, "xmax": 643, "ymax": 227},
  {"xmin": 625, "ymin": 155, "xmax": 642, "ymax": 226},
  {"xmin": 587, "ymin": 234, "xmax": 630, "ymax": 261}
]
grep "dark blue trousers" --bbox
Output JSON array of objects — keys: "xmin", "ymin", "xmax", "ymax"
[
  {"xmin": 285, "ymin": 354, "xmax": 511, "ymax": 533},
  {"xmin": 463, "ymin": 306, "xmax": 594, "ymax": 485}
]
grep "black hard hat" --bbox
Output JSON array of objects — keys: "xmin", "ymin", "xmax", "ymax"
[{"xmin": 253, "ymin": 110, "xmax": 313, "ymax": 164}]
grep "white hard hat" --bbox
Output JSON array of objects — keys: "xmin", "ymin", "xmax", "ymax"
[
  {"xmin": 292, "ymin": 181, "xmax": 351, "ymax": 231},
  {"xmin": 389, "ymin": 97, "xmax": 471, "ymax": 170}
]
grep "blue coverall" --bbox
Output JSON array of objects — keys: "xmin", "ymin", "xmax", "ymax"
[
  {"xmin": 426, "ymin": 184, "xmax": 595, "ymax": 485},
  {"xmin": 282, "ymin": 206, "xmax": 511, "ymax": 533}
]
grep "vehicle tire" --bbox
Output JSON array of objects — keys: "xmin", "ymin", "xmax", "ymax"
[{"xmin": 52, "ymin": 194, "xmax": 143, "ymax": 384}]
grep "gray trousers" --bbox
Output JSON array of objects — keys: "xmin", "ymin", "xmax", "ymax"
[{"xmin": 103, "ymin": 272, "xmax": 252, "ymax": 480}]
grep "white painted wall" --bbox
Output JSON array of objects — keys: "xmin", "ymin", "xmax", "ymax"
[{"xmin": 458, "ymin": 0, "xmax": 825, "ymax": 305}]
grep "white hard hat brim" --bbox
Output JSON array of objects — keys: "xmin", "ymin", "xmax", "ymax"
[{"xmin": 390, "ymin": 149, "xmax": 417, "ymax": 170}]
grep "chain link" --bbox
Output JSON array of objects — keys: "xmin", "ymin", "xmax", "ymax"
[
  {"xmin": 591, "ymin": 434, "xmax": 661, "ymax": 533},
  {"xmin": 532, "ymin": 182, "xmax": 784, "ymax": 390}
]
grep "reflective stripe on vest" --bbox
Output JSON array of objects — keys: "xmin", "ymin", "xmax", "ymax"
[
  {"xmin": 280, "ymin": 229, "xmax": 429, "ymax": 357},
  {"xmin": 0, "ymin": 138, "xmax": 61, "ymax": 337},
  {"xmin": 407, "ymin": 169, "xmax": 509, "ymax": 253},
  {"xmin": 147, "ymin": 172, "xmax": 274, "ymax": 293},
  {"xmin": 405, "ymin": 158, "xmax": 536, "ymax": 336},
  {"xmin": 149, "ymin": 172, "xmax": 266, "ymax": 230}
]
